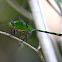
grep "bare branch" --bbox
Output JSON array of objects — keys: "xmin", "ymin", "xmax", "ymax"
[
  {"xmin": 6, "ymin": 0, "xmax": 33, "ymax": 20},
  {"xmin": 0, "ymin": 31, "xmax": 44, "ymax": 62}
]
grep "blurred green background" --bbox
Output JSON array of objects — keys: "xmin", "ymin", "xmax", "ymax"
[{"xmin": 0, "ymin": 0, "xmax": 42, "ymax": 62}]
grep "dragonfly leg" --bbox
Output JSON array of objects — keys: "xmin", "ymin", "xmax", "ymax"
[
  {"xmin": 18, "ymin": 40, "xmax": 24, "ymax": 47},
  {"xmin": 23, "ymin": 34, "xmax": 27, "ymax": 42},
  {"xmin": 23, "ymin": 31, "xmax": 32, "ymax": 42},
  {"xmin": 18, "ymin": 31, "xmax": 31, "ymax": 47},
  {"xmin": 18, "ymin": 35, "xmax": 27, "ymax": 47},
  {"xmin": 10, "ymin": 28, "xmax": 16, "ymax": 35}
]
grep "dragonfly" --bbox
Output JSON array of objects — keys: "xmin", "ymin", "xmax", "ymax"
[{"xmin": 9, "ymin": 16, "xmax": 62, "ymax": 40}]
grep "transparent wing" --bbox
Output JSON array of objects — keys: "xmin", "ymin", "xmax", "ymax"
[{"xmin": 18, "ymin": 16, "xmax": 27, "ymax": 25}]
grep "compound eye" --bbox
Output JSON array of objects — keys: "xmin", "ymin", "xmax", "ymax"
[{"xmin": 11, "ymin": 21, "xmax": 14, "ymax": 24}]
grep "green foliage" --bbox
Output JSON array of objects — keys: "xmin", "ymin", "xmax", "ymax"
[
  {"xmin": 58, "ymin": 0, "xmax": 62, "ymax": 3},
  {"xmin": 55, "ymin": 0, "xmax": 62, "ymax": 11}
]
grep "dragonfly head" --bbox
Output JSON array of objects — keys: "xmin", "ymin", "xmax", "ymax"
[{"xmin": 9, "ymin": 21, "xmax": 14, "ymax": 27}]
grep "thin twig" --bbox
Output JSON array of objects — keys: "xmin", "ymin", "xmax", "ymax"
[
  {"xmin": 46, "ymin": 0, "xmax": 62, "ymax": 16},
  {"xmin": 6, "ymin": 0, "xmax": 33, "ymax": 20},
  {"xmin": 0, "ymin": 31, "xmax": 44, "ymax": 62}
]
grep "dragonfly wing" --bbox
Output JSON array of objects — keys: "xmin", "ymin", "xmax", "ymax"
[
  {"xmin": 18, "ymin": 16, "xmax": 27, "ymax": 25},
  {"xmin": 18, "ymin": 15, "xmax": 31, "ymax": 33}
]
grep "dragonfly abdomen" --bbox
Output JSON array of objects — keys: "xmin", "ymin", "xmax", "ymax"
[{"xmin": 32, "ymin": 29, "xmax": 62, "ymax": 36}]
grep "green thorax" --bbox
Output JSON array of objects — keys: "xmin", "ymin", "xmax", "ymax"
[{"xmin": 14, "ymin": 21, "xmax": 33, "ymax": 31}]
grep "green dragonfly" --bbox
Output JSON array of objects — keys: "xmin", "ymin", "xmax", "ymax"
[{"xmin": 9, "ymin": 16, "xmax": 62, "ymax": 38}]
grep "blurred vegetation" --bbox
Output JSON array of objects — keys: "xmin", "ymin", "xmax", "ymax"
[
  {"xmin": 0, "ymin": 0, "xmax": 41, "ymax": 62},
  {"xmin": 15, "ymin": 0, "xmax": 31, "ymax": 12}
]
